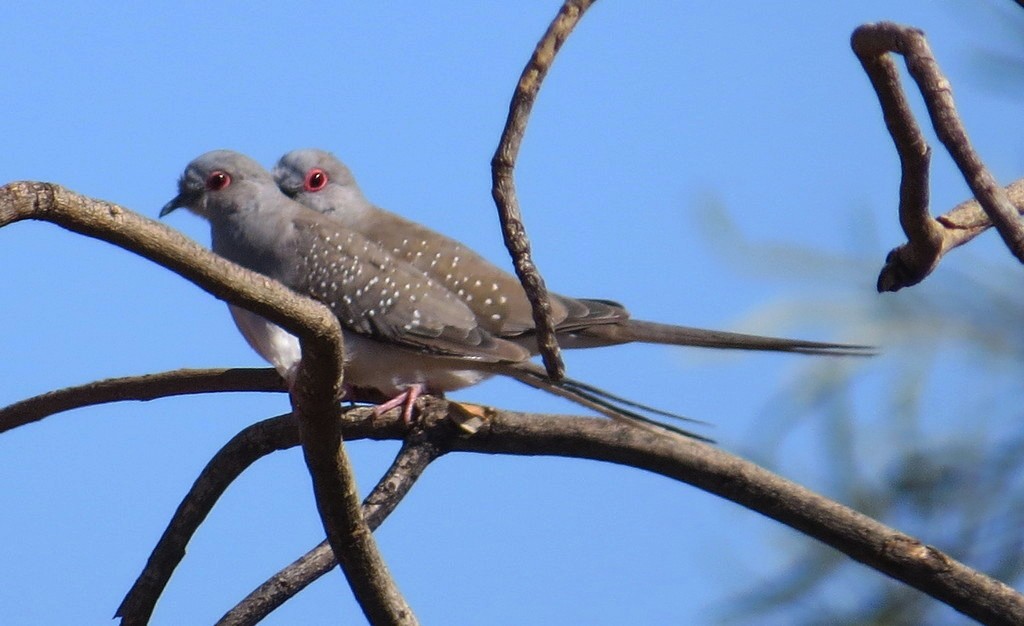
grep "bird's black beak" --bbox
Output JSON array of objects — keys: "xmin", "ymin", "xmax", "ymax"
[
  {"xmin": 159, "ymin": 189, "xmax": 199, "ymax": 217},
  {"xmin": 159, "ymin": 196, "xmax": 182, "ymax": 217}
]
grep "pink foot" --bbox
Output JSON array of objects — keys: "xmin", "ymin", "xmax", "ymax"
[{"xmin": 372, "ymin": 384, "xmax": 424, "ymax": 425}]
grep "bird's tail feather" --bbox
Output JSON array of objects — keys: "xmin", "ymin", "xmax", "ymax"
[
  {"xmin": 569, "ymin": 319, "xmax": 875, "ymax": 356},
  {"xmin": 500, "ymin": 364, "xmax": 712, "ymax": 442}
]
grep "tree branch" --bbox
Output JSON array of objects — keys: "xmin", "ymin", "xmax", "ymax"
[
  {"xmin": 0, "ymin": 368, "xmax": 283, "ymax": 434},
  {"xmin": 459, "ymin": 408, "xmax": 1024, "ymax": 626},
  {"xmin": 492, "ymin": 0, "xmax": 597, "ymax": 380},
  {"xmin": 851, "ymin": 22, "xmax": 1024, "ymax": 292}
]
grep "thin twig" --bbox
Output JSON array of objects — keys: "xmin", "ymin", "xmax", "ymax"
[
  {"xmin": 851, "ymin": 22, "xmax": 1024, "ymax": 292},
  {"xmin": 491, "ymin": 0, "xmax": 597, "ymax": 380},
  {"xmin": 0, "ymin": 368, "xmax": 283, "ymax": 434},
  {"xmin": 218, "ymin": 423, "xmax": 446, "ymax": 626},
  {"xmin": 0, "ymin": 182, "xmax": 414, "ymax": 626},
  {"xmin": 927, "ymin": 178, "xmax": 1024, "ymax": 259}
]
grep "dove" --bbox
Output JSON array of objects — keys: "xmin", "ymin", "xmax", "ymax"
[{"xmin": 273, "ymin": 148, "xmax": 870, "ymax": 357}]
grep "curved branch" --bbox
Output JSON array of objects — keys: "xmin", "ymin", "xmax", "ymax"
[
  {"xmin": 0, "ymin": 182, "xmax": 413, "ymax": 625},
  {"xmin": 491, "ymin": 0, "xmax": 597, "ymax": 380},
  {"xmin": 459, "ymin": 409, "xmax": 1024, "ymax": 626},
  {"xmin": 851, "ymin": 23, "xmax": 1024, "ymax": 292},
  {"xmin": 0, "ymin": 368, "xmax": 283, "ymax": 434},
  {"xmin": 115, "ymin": 413, "xmax": 301, "ymax": 625}
]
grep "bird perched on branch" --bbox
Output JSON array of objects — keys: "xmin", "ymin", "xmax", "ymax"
[
  {"xmin": 162, "ymin": 150, "xmax": 868, "ymax": 439},
  {"xmin": 273, "ymin": 149, "xmax": 871, "ymax": 357}
]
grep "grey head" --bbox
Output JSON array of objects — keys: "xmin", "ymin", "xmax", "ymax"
[
  {"xmin": 273, "ymin": 148, "xmax": 370, "ymax": 222},
  {"xmin": 160, "ymin": 149, "xmax": 317, "ymax": 284},
  {"xmin": 161, "ymin": 149, "xmax": 278, "ymax": 221}
]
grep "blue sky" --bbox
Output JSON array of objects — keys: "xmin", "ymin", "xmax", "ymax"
[{"xmin": 2, "ymin": 2, "xmax": 1022, "ymax": 624}]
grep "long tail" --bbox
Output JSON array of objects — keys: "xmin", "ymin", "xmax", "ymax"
[
  {"xmin": 498, "ymin": 364, "xmax": 712, "ymax": 442},
  {"xmin": 564, "ymin": 319, "xmax": 875, "ymax": 356}
]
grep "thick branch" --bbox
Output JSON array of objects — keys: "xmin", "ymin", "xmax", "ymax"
[
  {"xmin": 290, "ymin": 386, "xmax": 415, "ymax": 625},
  {"xmin": 491, "ymin": 0, "xmax": 597, "ymax": 380},
  {"xmin": 461, "ymin": 410, "xmax": 1024, "ymax": 626},
  {"xmin": 0, "ymin": 182, "xmax": 412, "ymax": 625},
  {"xmin": 851, "ymin": 23, "xmax": 1024, "ymax": 291}
]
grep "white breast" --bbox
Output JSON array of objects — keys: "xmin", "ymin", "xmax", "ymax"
[
  {"xmin": 228, "ymin": 305, "xmax": 303, "ymax": 383},
  {"xmin": 227, "ymin": 304, "xmax": 489, "ymax": 395}
]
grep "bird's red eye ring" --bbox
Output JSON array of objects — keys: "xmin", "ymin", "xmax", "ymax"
[
  {"xmin": 304, "ymin": 168, "xmax": 328, "ymax": 192},
  {"xmin": 206, "ymin": 171, "xmax": 231, "ymax": 191}
]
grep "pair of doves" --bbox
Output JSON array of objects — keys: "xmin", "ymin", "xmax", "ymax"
[{"xmin": 161, "ymin": 150, "xmax": 869, "ymax": 438}]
